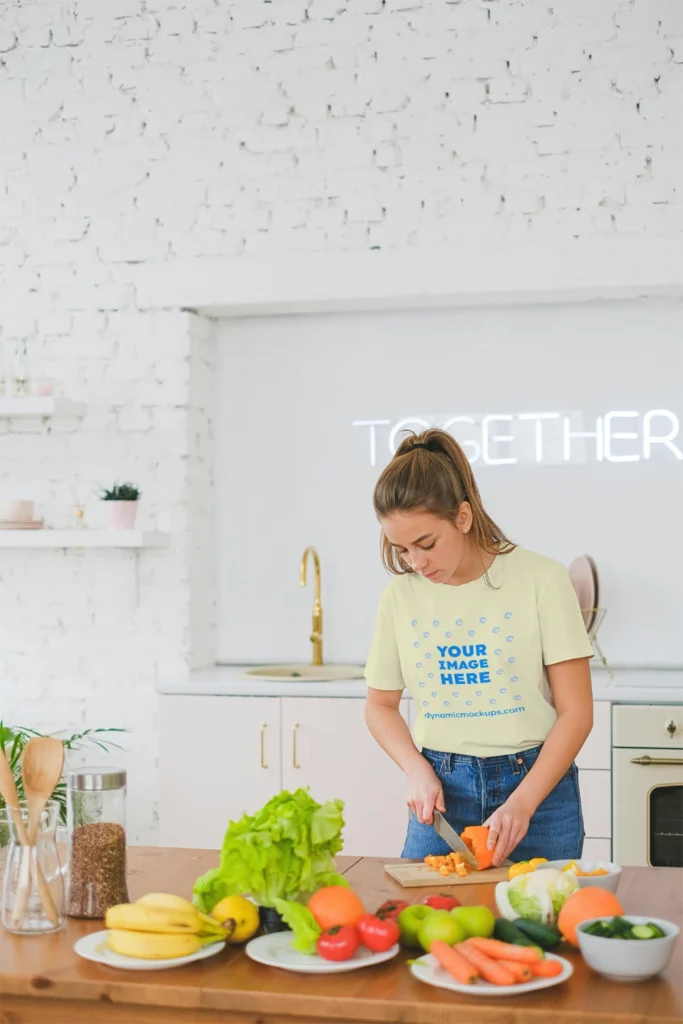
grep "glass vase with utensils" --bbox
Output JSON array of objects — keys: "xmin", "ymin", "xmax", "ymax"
[
  {"xmin": 0, "ymin": 737, "xmax": 66, "ymax": 934},
  {"xmin": 1, "ymin": 801, "xmax": 67, "ymax": 934}
]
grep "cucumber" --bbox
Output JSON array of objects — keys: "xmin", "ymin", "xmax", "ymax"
[
  {"xmin": 493, "ymin": 919, "xmax": 539, "ymax": 947},
  {"xmin": 512, "ymin": 918, "xmax": 562, "ymax": 950},
  {"xmin": 631, "ymin": 924, "xmax": 661, "ymax": 940}
]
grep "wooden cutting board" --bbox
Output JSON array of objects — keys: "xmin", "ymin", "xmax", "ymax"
[{"xmin": 384, "ymin": 862, "xmax": 510, "ymax": 888}]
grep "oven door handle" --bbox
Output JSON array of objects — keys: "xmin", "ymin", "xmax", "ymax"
[{"xmin": 630, "ymin": 755, "xmax": 683, "ymax": 766}]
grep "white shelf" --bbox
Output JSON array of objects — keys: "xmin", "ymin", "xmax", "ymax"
[
  {"xmin": 0, "ymin": 397, "xmax": 85, "ymax": 418},
  {"xmin": 0, "ymin": 530, "xmax": 168, "ymax": 549}
]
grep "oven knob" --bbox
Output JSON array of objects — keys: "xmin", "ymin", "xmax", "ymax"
[{"xmin": 666, "ymin": 720, "xmax": 678, "ymax": 738}]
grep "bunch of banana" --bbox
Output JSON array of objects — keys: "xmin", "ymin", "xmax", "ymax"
[{"xmin": 105, "ymin": 892, "xmax": 233, "ymax": 960}]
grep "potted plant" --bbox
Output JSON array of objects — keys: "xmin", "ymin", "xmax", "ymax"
[
  {"xmin": 100, "ymin": 482, "xmax": 141, "ymax": 531},
  {"xmin": 0, "ymin": 723, "xmax": 126, "ymax": 845}
]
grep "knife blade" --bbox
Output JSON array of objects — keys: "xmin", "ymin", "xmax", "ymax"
[{"xmin": 432, "ymin": 811, "xmax": 479, "ymax": 869}]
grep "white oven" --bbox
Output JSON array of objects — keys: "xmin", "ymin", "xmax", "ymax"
[{"xmin": 613, "ymin": 704, "xmax": 683, "ymax": 867}]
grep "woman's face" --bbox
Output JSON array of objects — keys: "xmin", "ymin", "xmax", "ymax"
[{"xmin": 381, "ymin": 506, "xmax": 472, "ymax": 584}]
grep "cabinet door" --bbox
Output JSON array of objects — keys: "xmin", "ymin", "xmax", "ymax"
[
  {"xmin": 159, "ymin": 696, "xmax": 282, "ymax": 850},
  {"xmin": 576, "ymin": 701, "xmax": 611, "ymax": 770},
  {"xmin": 582, "ymin": 838, "xmax": 612, "ymax": 861},
  {"xmin": 577, "ymin": 768, "xmax": 611, "ymax": 839},
  {"xmin": 281, "ymin": 698, "xmax": 410, "ymax": 859}
]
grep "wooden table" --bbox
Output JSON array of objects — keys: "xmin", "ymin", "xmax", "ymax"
[{"xmin": 1, "ymin": 847, "xmax": 681, "ymax": 1024}]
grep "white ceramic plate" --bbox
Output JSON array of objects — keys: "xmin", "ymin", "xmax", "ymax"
[
  {"xmin": 411, "ymin": 951, "xmax": 573, "ymax": 997},
  {"xmin": 245, "ymin": 931, "xmax": 399, "ymax": 974},
  {"xmin": 74, "ymin": 931, "xmax": 226, "ymax": 971}
]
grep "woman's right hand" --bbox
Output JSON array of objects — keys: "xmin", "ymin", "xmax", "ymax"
[{"xmin": 406, "ymin": 758, "xmax": 446, "ymax": 825}]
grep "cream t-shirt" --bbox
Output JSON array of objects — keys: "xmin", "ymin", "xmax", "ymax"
[{"xmin": 365, "ymin": 546, "xmax": 593, "ymax": 757}]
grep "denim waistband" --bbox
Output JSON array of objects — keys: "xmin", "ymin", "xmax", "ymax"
[{"xmin": 422, "ymin": 743, "xmax": 543, "ymax": 776}]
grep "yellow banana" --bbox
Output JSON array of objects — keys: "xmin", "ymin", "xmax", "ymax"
[
  {"xmin": 105, "ymin": 903, "xmax": 206, "ymax": 935},
  {"xmin": 136, "ymin": 892, "xmax": 197, "ymax": 914},
  {"xmin": 106, "ymin": 928, "xmax": 219, "ymax": 960},
  {"xmin": 106, "ymin": 902, "xmax": 227, "ymax": 938}
]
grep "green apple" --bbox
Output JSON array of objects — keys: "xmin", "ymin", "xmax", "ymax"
[
  {"xmin": 417, "ymin": 909, "xmax": 466, "ymax": 952},
  {"xmin": 450, "ymin": 905, "xmax": 496, "ymax": 938},
  {"xmin": 397, "ymin": 905, "xmax": 434, "ymax": 948}
]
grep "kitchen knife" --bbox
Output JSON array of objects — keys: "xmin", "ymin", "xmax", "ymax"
[{"xmin": 432, "ymin": 811, "xmax": 479, "ymax": 869}]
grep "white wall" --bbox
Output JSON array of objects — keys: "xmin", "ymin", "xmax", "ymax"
[
  {"xmin": 215, "ymin": 298, "xmax": 683, "ymax": 668},
  {"xmin": 1, "ymin": 0, "xmax": 681, "ymax": 839}
]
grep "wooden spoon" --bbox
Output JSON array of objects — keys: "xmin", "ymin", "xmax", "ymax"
[
  {"xmin": 0, "ymin": 747, "xmax": 30, "ymax": 844},
  {"xmin": 13, "ymin": 737, "xmax": 64, "ymax": 927}
]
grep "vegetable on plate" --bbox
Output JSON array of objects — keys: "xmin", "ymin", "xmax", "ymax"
[
  {"xmin": 193, "ymin": 789, "xmax": 346, "ymax": 913},
  {"xmin": 307, "ymin": 885, "xmax": 365, "ymax": 930},
  {"xmin": 356, "ymin": 913, "xmax": 400, "ymax": 952},
  {"xmin": 317, "ymin": 924, "xmax": 361, "ymax": 962}
]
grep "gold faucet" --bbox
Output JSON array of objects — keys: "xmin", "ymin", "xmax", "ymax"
[{"xmin": 300, "ymin": 546, "xmax": 323, "ymax": 666}]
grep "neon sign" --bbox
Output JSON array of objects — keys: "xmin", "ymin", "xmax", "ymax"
[{"xmin": 352, "ymin": 411, "xmax": 682, "ymax": 467}]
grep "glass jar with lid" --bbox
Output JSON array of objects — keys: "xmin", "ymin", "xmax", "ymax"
[{"xmin": 66, "ymin": 766, "xmax": 130, "ymax": 919}]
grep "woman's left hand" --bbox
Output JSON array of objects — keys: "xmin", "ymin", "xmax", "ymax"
[{"xmin": 483, "ymin": 795, "xmax": 533, "ymax": 867}]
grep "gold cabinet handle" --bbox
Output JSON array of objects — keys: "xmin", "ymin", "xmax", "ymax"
[
  {"xmin": 292, "ymin": 722, "xmax": 301, "ymax": 769},
  {"xmin": 260, "ymin": 723, "xmax": 268, "ymax": 770}
]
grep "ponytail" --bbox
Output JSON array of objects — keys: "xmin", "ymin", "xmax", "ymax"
[{"xmin": 373, "ymin": 428, "xmax": 514, "ymax": 575}]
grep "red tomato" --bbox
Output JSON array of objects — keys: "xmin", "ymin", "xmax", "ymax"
[
  {"xmin": 375, "ymin": 899, "xmax": 410, "ymax": 921},
  {"xmin": 317, "ymin": 925, "xmax": 361, "ymax": 962},
  {"xmin": 356, "ymin": 914, "xmax": 400, "ymax": 953},
  {"xmin": 422, "ymin": 894, "xmax": 462, "ymax": 911}
]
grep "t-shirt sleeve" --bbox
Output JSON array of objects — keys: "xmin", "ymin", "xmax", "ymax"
[
  {"xmin": 538, "ymin": 563, "xmax": 595, "ymax": 666},
  {"xmin": 364, "ymin": 585, "xmax": 405, "ymax": 691}
]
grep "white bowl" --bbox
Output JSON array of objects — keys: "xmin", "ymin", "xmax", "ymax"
[
  {"xmin": 577, "ymin": 916, "xmax": 679, "ymax": 982},
  {"xmin": 538, "ymin": 860, "xmax": 621, "ymax": 893}
]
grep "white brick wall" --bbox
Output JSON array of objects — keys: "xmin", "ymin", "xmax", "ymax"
[{"xmin": 0, "ymin": 0, "xmax": 681, "ymax": 841}]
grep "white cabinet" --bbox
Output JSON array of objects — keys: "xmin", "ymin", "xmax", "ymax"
[
  {"xmin": 281, "ymin": 698, "xmax": 410, "ymax": 858},
  {"xmin": 159, "ymin": 694, "xmax": 410, "ymax": 857},
  {"xmin": 159, "ymin": 696, "xmax": 282, "ymax": 850},
  {"xmin": 577, "ymin": 768, "xmax": 611, "ymax": 839},
  {"xmin": 576, "ymin": 701, "xmax": 611, "ymax": 770},
  {"xmin": 582, "ymin": 837, "xmax": 612, "ymax": 861}
]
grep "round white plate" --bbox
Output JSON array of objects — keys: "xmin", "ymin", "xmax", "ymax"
[
  {"xmin": 245, "ymin": 931, "xmax": 399, "ymax": 974},
  {"xmin": 411, "ymin": 951, "xmax": 573, "ymax": 997},
  {"xmin": 74, "ymin": 930, "xmax": 226, "ymax": 971}
]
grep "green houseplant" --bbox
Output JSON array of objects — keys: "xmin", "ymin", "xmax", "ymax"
[
  {"xmin": 100, "ymin": 481, "xmax": 141, "ymax": 531},
  {"xmin": 0, "ymin": 723, "xmax": 126, "ymax": 844}
]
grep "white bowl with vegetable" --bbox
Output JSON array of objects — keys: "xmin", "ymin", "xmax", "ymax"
[
  {"xmin": 577, "ymin": 916, "xmax": 679, "ymax": 982},
  {"xmin": 539, "ymin": 860, "xmax": 622, "ymax": 893}
]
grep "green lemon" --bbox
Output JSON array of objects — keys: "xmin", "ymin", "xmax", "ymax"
[{"xmin": 450, "ymin": 905, "xmax": 496, "ymax": 938}]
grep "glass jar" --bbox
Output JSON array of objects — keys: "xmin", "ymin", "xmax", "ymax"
[
  {"xmin": 1, "ymin": 801, "xmax": 67, "ymax": 934},
  {"xmin": 66, "ymin": 767, "xmax": 129, "ymax": 919}
]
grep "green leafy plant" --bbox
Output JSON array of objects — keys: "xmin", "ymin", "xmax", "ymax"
[
  {"xmin": 99, "ymin": 482, "xmax": 140, "ymax": 501},
  {"xmin": 0, "ymin": 723, "xmax": 127, "ymax": 827},
  {"xmin": 193, "ymin": 788, "xmax": 347, "ymax": 913}
]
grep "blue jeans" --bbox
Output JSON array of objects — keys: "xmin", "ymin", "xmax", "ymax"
[{"xmin": 402, "ymin": 744, "xmax": 584, "ymax": 861}]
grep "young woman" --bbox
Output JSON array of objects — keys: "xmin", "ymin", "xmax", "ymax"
[{"xmin": 364, "ymin": 428, "xmax": 593, "ymax": 867}]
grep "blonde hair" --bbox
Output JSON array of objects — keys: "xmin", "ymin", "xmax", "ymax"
[{"xmin": 373, "ymin": 428, "xmax": 515, "ymax": 575}]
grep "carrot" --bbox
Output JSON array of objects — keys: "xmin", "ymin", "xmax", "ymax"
[
  {"xmin": 467, "ymin": 936, "xmax": 543, "ymax": 963},
  {"xmin": 497, "ymin": 960, "xmax": 532, "ymax": 983},
  {"xmin": 430, "ymin": 940, "xmax": 478, "ymax": 985},
  {"xmin": 458, "ymin": 941, "xmax": 516, "ymax": 986},
  {"xmin": 530, "ymin": 958, "xmax": 564, "ymax": 978}
]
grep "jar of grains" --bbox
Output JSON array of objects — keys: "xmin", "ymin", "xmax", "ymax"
[{"xmin": 66, "ymin": 767, "xmax": 130, "ymax": 919}]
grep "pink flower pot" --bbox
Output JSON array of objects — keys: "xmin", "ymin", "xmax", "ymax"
[{"xmin": 105, "ymin": 501, "xmax": 139, "ymax": 531}]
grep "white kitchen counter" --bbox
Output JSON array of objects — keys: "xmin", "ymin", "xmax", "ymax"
[{"xmin": 158, "ymin": 664, "xmax": 683, "ymax": 703}]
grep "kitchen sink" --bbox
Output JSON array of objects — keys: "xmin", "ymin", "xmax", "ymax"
[{"xmin": 245, "ymin": 664, "xmax": 365, "ymax": 682}]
